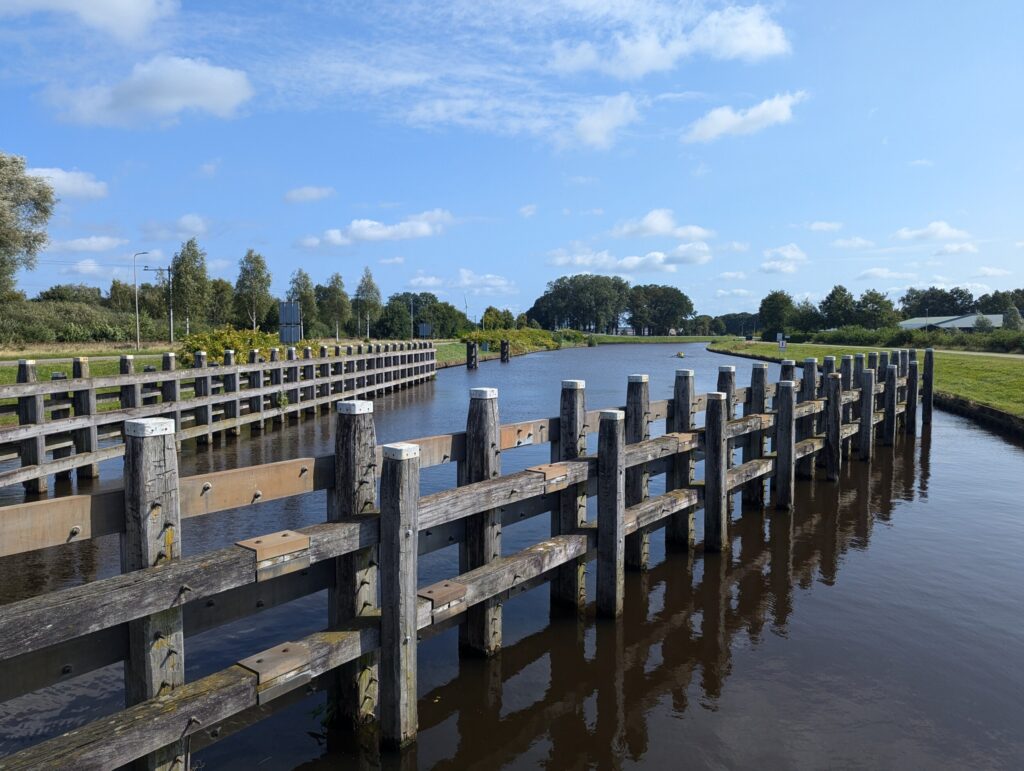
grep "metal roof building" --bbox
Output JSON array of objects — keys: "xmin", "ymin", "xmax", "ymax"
[{"xmin": 899, "ymin": 313, "xmax": 1003, "ymax": 331}]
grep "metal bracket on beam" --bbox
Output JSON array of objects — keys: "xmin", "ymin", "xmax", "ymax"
[
  {"xmin": 525, "ymin": 462, "xmax": 571, "ymax": 492},
  {"xmin": 418, "ymin": 579, "xmax": 467, "ymax": 613},
  {"xmin": 501, "ymin": 423, "xmax": 543, "ymax": 449},
  {"xmin": 237, "ymin": 641, "xmax": 311, "ymax": 705},
  {"xmin": 236, "ymin": 529, "xmax": 311, "ymax": 582}
]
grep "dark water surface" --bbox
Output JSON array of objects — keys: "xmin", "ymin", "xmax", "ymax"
[{"xmin": 2, "ymin": 343, "xmax": 1023, "ymax": 768}]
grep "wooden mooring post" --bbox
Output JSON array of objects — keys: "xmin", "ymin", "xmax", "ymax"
[
  {"xmin": 667, "ymin": 369, "xmax": 695, "ymax": 547},
  {"xmin": 597, "ymin": 410, "xmax": 625, "ymax": 618},
  {"xmin": 16, "ymin": 360, "xmax": 45, "ymax": 494},
  {"xmin": 743, "ymin": 363, "xmax": 767, "ymax": 506},
  {"xmin": 703, "ymin": 392, "xmax": 728, "ymax": 551},
  {"xmin": 72, "ymin": 356, "xmax": 100, "ymax": 479},
  {"xmin": 500, "ymin": 340, "xmax": 511, "ymax": 363},
  {"xmin": 552, "ymin": 379, "xmax": 587, "ymax": 612},
  {"xmin": 773, "ymin": 380, "xmax": 796, "ymax": 509},
  {"xmin": 922, "ymin": 348, "xmax": 934, "ymax": 426},
  {"xmin": 466, "ymin": 341, "xmax": 479, "ymax": 370},
  {"xmin": 625, "ymin": 374, "xmax": 651, "ymax": 571}
]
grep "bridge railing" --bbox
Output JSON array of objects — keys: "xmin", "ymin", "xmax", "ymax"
[{"xmin": 0, "ymin": 348, "xmax": 932, "ymax": 769}]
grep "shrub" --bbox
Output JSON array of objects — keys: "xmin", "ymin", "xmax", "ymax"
[
  {"xmin": 462, "ymin": 327, "xmax": 566, "ymax": 354},
  {"xmin": 178, "ymin": 326, "xmax": 282, "ymax": 366}
]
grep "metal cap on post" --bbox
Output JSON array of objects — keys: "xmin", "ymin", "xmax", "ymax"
[
  {"xmin": 124, "ymin": 417, "xmax": 175, "ymax": 437},
  {"xmin": 336, "ymin": 400, "xmax": 373, "ymax": 415},
  {"xmin": 600, "ymin": 409, "xmax": 624, "ymax": 421},
  {"xmin": 470, "ymin": 387, "xmax": 498, "ymax": 400},
  {"xmin": 627, "ymin": 374, "xmax": 649, "ymax": 383},
  {"xmin": 561, "ymin": 379, "xmax": 585, "ymax": 390}
]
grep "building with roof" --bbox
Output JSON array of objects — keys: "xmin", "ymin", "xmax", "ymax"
[{"xmin": 899, "ymin": 313, "xmax": 1003, "ymax": 331}]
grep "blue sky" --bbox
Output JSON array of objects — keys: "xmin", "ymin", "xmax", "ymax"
[{"xmin": 3, "ymin": 1, "xmax": 1022, "ymax": 319}]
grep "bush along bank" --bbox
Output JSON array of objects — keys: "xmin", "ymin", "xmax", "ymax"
[{"xmin": 782, "ymin": 325, "xmax": 1024, "ymax": 354}]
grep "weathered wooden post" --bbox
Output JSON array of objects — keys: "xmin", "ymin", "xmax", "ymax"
[
  {"xmin": 122, "ymin": 417, "xmax": 184, "ymax": 769},
  {"xmin": 840, "ymin": 355, "xmax": 854, "ymax": 453},
  {"xmin": 882, "ymin": 364, "xmax": 898, "ymax": 446},
  {"xmin": 922, "ymin": 348, "xmax": 934, "ymax": 425},
  {"xmin": 667, "ymin": 369, "xmax": 695, "ymax": 547},
  {"xmin": 247, "ymin": 350, "xmax": 262, "ymax": 433},
  {"xmin": 466, "ymin": 341, "xmax": 479, "ymax": 370},
  {"xmin": 50, "ymin": 372, "xmax": 72, "ymax": 479},
  {"xmin": 552, "ymin": 380, "xmax": 587, "ymax": 612},
  {"xmin": 878, "ymin": 351, "xmax": 890, "ymax": 377},
  {"xmin": 774, "ymin": 381, "xmax": 796, "ymax": 510},
  {"xmin": 824, "ymin": 373, "xmax": 843, "ymax": 481},
  {"xmin": 852, "ymin": 353, "xmax": 865, "ymax": 428},
  {"xmin": 597, "ymin": 410, "xmax": 625, "ymax": 618},
  {"xmin": 72, "ymin": 357, "xmax": 99, "ymax": 479},
  {"xmin": 906, "ymin": 359, "xmax": 919, "ymax": 436},
  {"xmin": 319, "ymin": 345, "xmax": 331, "ymax": 407},
  {"xmin": 379, "ymin": 442, "xmax": 420, "ymax": 749},
  {"xmin": 743, "ymin": 364, "xmax": 768, "ymax": 506},
  {"xmin": 193, "ymin": 350, "xmax": 210, "ymax": 445},
  {"xmin": 269, "ymin": 347, "xmax": 282, "ymax": 425},
  {"xmin": 303, "ymin": 346, "xmax": 316, "ymax": 415},
  {"xmin": 461, "ymin": 387, "xmax": 501, "ymax": 655},
  {"xmin": 858, "ymin": 368, "xmax": 876, "ymax": 461},
  {"xmin": 222, "ymin": 350, "xmax": 239, "ymax": 437},
  {"xmin": 625, "ymin": 374, "xmax": 650, "ymax": 571},
  {"xmin": 716, "ymin": 365, "xmax": 737, "ymax": 492},
  {"xmin": 780, "ymin": 359, "xmax": 795, "ymax": 383},
  {"xmin": 704, "ymin": 392, "xmax": 728, "ymax": 551},
  {"xmin": 119, "ymin": 355, "xmax": 141, "ymax": 409},
  {"xmin": 17, "ymin": 360, "xmax": 46, "ymax": 494},
  {"xmin": 285, "ymin": 347, "xmax": 299, "ymax": 419},
  {"xmin": 500, "ymin": 340, "xmax": 510, "ymax": 363},
  {"xmin": 868, "ymin": 351, "xmax": 879, "ymax": 373},
  {"xmin": 797, "ymin": 358, "xmax": 817, "ymax": 478},
  {"xmin": 329, "ymin": 400, "xmax": 379, "ymax": 727}
]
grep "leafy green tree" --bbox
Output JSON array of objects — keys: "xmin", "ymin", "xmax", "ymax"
[
  {"xmin": 315, "ymin": 273, "xmax": 351, "ymax": 339},
  {"xmin": 35, "ymin": 283, "xmax": 102, "ymax": 303},
  {"xmin": 499, "ymin": 308, "xmax": 515, "ymax": 328},
  {"xmin": 515, "ymin": 312, "xmax": 528, "ymax": 329},
  {"xmin": 108, "ymin": 279, "xmax": 135, "ymax": 313},
  {"xmin": 714, "ymin": 312, "xmax": 757, "ymax": 336},
  {"xmin": 527, "ymin": 274, "xmax": 630, "ymax": 332},
  {"xmin": 818, "ymin": 284, "xmax": 857, "ymax": 328},
  {"xmin": 376, "ymin": 296, "xmax": 412, "ymax": 339},
  {"xmin": 481, "ymin": 305, "xmax": 503, "ymax": 329},
  {"xmin": 208, "ymin": 279, "xmax": 235, "ymax": 326},
  {"xmin": 1003, "ymin": 304, "xmax": 1023, "ymax": 331},
  {"xmin": 171, "ymin": 238, "xmax": 210, "ymax": 335},
  {"xmin": 352, "ymin": 267, "xmax": 382, "ymax": 336},
  {"xmin": 758, "ymin": 290, "xmax": 794, "ymax": 340},
  {"xmin": 790, "ymin": 299, "xmax": 824, "ymax": 332},
  {"xmin": 0, "ymin": 153, "xmax": 55, "ymax": 300},
  {"xmin": 899, "ymin": 286, "xmax": 975, "ymax": 317},
  {"xmin": 287, "ymin": 268, "xmax": 318, "ymax": 334},
  {"xmin": 974, "ymin": 314, "xmax": 994, "ymax": 330},
  {"xmin": 234, "ymin": 249, "xmax": 273, "ymax": 330},
  {"xmin": 631, "ymin": 284, "xmax": 693, "ymax": 334},
  {"xmin": 855, "ymin": 289, "xmax": 899, "ymax": 328}
]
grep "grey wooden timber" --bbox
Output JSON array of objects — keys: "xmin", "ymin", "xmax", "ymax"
[
  {"xmin": 780, "ymin": 359, "xmax": 795, "ymax": 383},
  {"xmin": 742, "ymin": 364, "xmax": 767, "ymax": 506},
  {"xmin": 922, "ymin": 348, "xmax": 934, "ymax": 425},
  {"xmin": 625, "ymin": 374, "xmax": 651, "ymax": 571},
  {"xmin": 858, "ymin": 369, "xmax": 876, "ymax": 461},
  {"xmin": 882, "ymin": 364, "xmax": 898, "ymax": 446},
  {"xmin": 773, "ymin": 381, "xmax": 796, "ymax": 510},
  {"xmin": 597, "ymin": 410, "xmax": 625, "ymax": 618},
  {"xmin": 703, "ymin": 393, "xmax": 728, "ymax": 551},
  {"xmin": 824, "ymin": 373, "xmax": 843, "ymax": 481},
  {"xmin": 666, "ymin": 369, "xmax": 696, "ymax": 547},
  {"xmin": 796, "ymin": 358, "xmax": 817, "ymax": 479},
  {"xmin": 72, "ymin": 357, "xmax": 100, "ymax": 478},
  {"xmin": 17, "ymin": 360, "xmax": 45, "ymax": 493},
  {"xmin": 906, "ymin": 360, "xmax": 919, "ymax": 436},
  {"xmin": 551, "ymin": 379, "xmax": 587, "ymax": 612}
]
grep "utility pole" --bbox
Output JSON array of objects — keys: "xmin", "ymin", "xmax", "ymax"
[
  {"xmin": 132, "ymin": 251, "xmax": 148, "ymax": 351},
  {"xmin": 143, "ymin": 265, "xmax": 174, "ymax": 344}
]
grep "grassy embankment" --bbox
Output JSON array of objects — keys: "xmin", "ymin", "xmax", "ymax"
[
  {"xmin": 708, "ymin": 339, "xmax": 1024, "ymax": 419},
  {"xmin": 588, "ymin": 334, "xmax": 720, "ymax": 344}
]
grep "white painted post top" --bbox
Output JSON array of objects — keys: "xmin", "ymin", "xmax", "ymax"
[
  {"xmin": 125, "ymin": 417, "xmax": 176, "ymax": 437},
  {"xmin": 676, "ymin": 369, "xmax": 694, "ymax": 377},
  {"xmin": 224, "ymin": 349, "xmax": 235, "ymax": 355},
  {"xmin": 122, "ymin": 354, "xmax": 134, "ymax": 360},
  {"xmin": 778, "ymin": 380, "xmax": 797, "ymax": 389},
  {"xmin": 842, "ymin": 354, "xmax": 853, "ymax": 360},
  {"xmin": 718, "ymin": 365, "xmax": 735, "ymax": 373},
  {"xmin": 627, "ymin": 374, "xmax": 649, "ymax": 383},
  {"xmin": 561, "ymin": 379, "xmax": 585, "ymax": 390},
  {"xmin": 382, "ymin": 442, "xmax": 420, "ymax": 460},
  {"xmin": 600, "ymin": 409, "xmax": 624, "ymax": 421},
  {"xmin": 752, "ymin": 362, "xmax": 768, "ymax": 368},
  {"xmin": 804, "ymin": 357, "xmax": 818, "ymax": 363},
  {"xmin": 707, "ymin": 391, "xmax": 726, "ymax": 401},
  {"xmin": 781, "ymin": 359, "xmax": 795, "ymax": 366},
  {"xmin": 165, "ymin": 352, "xmax": 176, "ymax": 358},
  {"xmin": 824, "ymin": 355, "xmax": 836, "ymax": 362},
  {"xmin": 19, "ymin": 359, "xmax": 34, "ymax": 365},
  {"xmin": 470, "ymin": 387, "xmax": 498, "ymax": 400},
  {"xmin": 337, "ymin": 400, "xmax": 373, "ymax": 415}
]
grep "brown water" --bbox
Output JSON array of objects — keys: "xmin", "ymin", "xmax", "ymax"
[{"xmin": 1, "ymin": 343, "xmax": 1023, "ymax": 768}]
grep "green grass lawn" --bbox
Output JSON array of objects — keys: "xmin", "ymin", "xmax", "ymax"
[
  {"xmin": 0, "ymin": 356, "xmax": 164, "ymax": 385},
  {"xmin": 590, "ymin": 334, "xmax": 724, "ymax": 344},
  {"xmin": 708, "ymin": 340, "xmax": 1024, "ymax": 419}
]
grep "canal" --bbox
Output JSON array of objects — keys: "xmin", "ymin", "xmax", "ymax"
[{"xmin": 1, "ymin": 343, "xmax": 1022, "ymax": 768}]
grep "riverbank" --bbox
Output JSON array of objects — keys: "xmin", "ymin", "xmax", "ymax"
[{"xmin": 707, "ymin": 340, "xmax": 1024, "ymax": 438}]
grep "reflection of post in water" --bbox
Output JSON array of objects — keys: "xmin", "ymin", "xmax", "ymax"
[
  {"xmin": 898, "ymin": 428, "xmax": 917, "ymax": 502},
  {"xmin": 852, "ymin": 459, "xmax": 874, "ymax": 548},
  {"xmin": 918, "ymin": 425, "xmax": 932, "ymax": 498},
  {"xmin": 545, "ymin": 617, "xmax": 589, "ymax": 770},
  {"xmin": 698, "ymin": 549, "xmax": 730, "ymax": 701},
  {"xmin": 595, "ymin": 620, "xmax": 625, "ymax": 768},
  {"xmin": 768, "ymin": 510, "xmax": 794, "ymax": 633},
  {"xmin": 734, "ymin": 512, "xmax": 768, "ymax": 641},
  {"xmin": 817, "ymin": 479, "xmax": 843, "ymax": 586},
  {"xmin": 872, "ymin": 442, "xmax": 896, "ymax": 522},
  {"xmin": 622, "ymin": 573, "xmax": 650, "ymax": 760}
]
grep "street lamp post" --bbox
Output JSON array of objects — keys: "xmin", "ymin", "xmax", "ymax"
[{"xmin": 132, "ymin": 251, "xmax": 148, "ymax": 351}]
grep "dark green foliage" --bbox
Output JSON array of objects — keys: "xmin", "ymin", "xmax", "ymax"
[
  {"xmin": 171, "ymin": 238, "xmax": 210, "ymax": 334},
  {"xmin": 899, "ymin": 286, "xmax": 975, "ymax": 317},
  {"xmin": 527, "ymin": 274, "xmax": 630, "ymax": 332},
  {"xmin": 287, "ymin": 268, "xmax": 318, "ymax": 332},
  {"xmin": 819, "ymin": 285, "xmax": 857, "ymax": 328},
  {"xmin": 177, "ymin": 326, "xmax": 282, "ymax": 366},
  {"xmin": 35, "ymin": 283, "xmax": 102, "ymax": 304},
  {"xmin": 376, "ymin": 296, "xmax": 413, "ymax": 339},
  {"xmin": 0, "ymin": 299, "xmax": 158, "ymax": 345},
  {"xmin": 628, "ymin": 284, "xmax": 694, "ymax": 334},
  {"xmin": 1, "ymin": 152, "xmax": 55, "ymax": 298},
  {"xmin": 758, "ymin": 290, "xmax": 794, "ymax": 340}
]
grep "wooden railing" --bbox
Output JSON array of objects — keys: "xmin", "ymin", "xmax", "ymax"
[
  {"xmin": 0, "ymin": 348, "xmax": 934, "ymax": 769},
  {"xmin": 0, "ymin": 341, "xmax": 436, "ymax": 492}
]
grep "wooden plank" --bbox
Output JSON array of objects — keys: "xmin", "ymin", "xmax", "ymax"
[
  {"xmin": 797, "ymin": 358, "xmax": 817, "ymax": 479},
  {"xmin": 742, "ymin": 364, "xmax": 768, "ymax": 506},
  {"xmin": 666, "ymin": 368, "xmax": 695, "ymax": 548},
  {"xmin": 625, "ymin": 374, "xmax": 651, "ymax": 571},
  {"xmin": 824, "ymin": 373, "xmax": 843, "ymax": 481},
  {"xmin": 551, "ymin": 379, "xmax": 587, "ymax": 612},
  {"xmin": 703, "ymin": 392, "xmax": 728, "ymax": 551},
  {"xmin": 773, "ymin": 380, "xmax": 796, "ymax": 510},
  {"xmin": 597, "ymin": 410, "xmax": 625, "ymax": 618},
  {"xmin": 16, "ymin": 360, "xmax": 46, "ymax": 494},
  {"xmin": 624, "ymin": 488, "xmax": 698, "ymax": 535},
  {"xmin": 906, "ymin": 359, "xmax": 919, "ymax": 435},
  {"xmin": 882, "ymin": 364, "xmax": 898, "ymax": 446}
]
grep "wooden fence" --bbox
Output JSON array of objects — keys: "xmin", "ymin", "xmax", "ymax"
[
  {"xmin": 0, "ymin": 341, "xmax": 436, "ymax": 493},
  {"xmin": 0, "ymin": 348, "xmax": 933, "ymax": 769}
]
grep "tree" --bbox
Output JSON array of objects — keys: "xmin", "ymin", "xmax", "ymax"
[
  {"xmin": 899, "ymin": 286, "xmax": 975, "ymax": 318},
  {"xmin": 790, "ymin": 300, "xmax": 824, "ymax": 333},
  {"xmin": 35, "ymin": 283, "xmax": 102, "ymax": 304},
  {"xmin": 641, "ymin": 284, "xmax": 693, "ymax": 334},
  {"xmin": 171, "ymin": 238, "xmax": 210, "ymax": 335},
  {"xmin": 108, "ymin": 279, "xmax": 135, "ymax": 313},
  {"xmin": 515, "ymin": 312, "xmax": 528, "ymax": 329},
  {"xmin": 287, "ymin": 268, "xmax": 318, "ymax": 335},
  {"xmin": 1003, "ymin": 304, "xmax": 1023, "ymax": 331},
  {"xmin": 715, "ymin": 312, "xmax": 757, "ymax": 336},
  {"xmin": 208, "ymin": 279, "xmax": 235, "ymax": 326},
  {"xmin": 977, "ymin": 289, "xmax": 1024, "ymax": 314},
  {"xmin": 0, "ymin": 153, "xmax": 55, "ymax": 299},
  {"xmin": 352, "ymin": 267, "xmax": 382, "ymax": 337},
  {"xmin": 758, "ymin": 290, "xmax": 794, "ymax": 340},
  {"xmin": 376, "ymin": 296, "xmax": 412, "ymax": 339},
  {"xmin": 855, "ymin": 289, "xmax": 899, "ymax": 329},
  {"xmin": 315, "ymin": 273, "xmax": 351, "ymax": 339},
  {"xmin": 527, "ymin": 274, "xmax": 630, "ymax": 332},
  {"xmin": 818, "ymin": 284, "xmax": 857, "ymax": 328},
  {"xmin": 974, "ymin": 314, "xmax": 994, "ymax": 331},
  {"xmin": 481, "ymin": 306, "xmax": 503, "ymax": 329},
  {"xmin": 234, "ymin": 249, "xmax": 273, "ymax": 330}
]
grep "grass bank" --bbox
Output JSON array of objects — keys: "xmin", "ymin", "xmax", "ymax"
[
  {"xmin": 589, "ymin": 334, "xmax": 722, "ymax": 344},
  {"xmin": 707, "ymin": 339, "xmax": 1024, "ymax": 421}
]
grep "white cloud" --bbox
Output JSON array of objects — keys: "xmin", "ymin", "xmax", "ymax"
[
  {"xmin": 176, "ymin": 213, "xmax": 207, "ymax": 237},
  {"xmin": 348, "ymin": 209, "xmax": 453, "ymax": 241},
  {"xmin": 456, "ymin": 268, "xmax": 516, "ymax": 295},
  {"xmin": 55, "ymin": 56, "xmax": 253, "ymax": 126},
  {"xmin": 409, "ymin": 271, "xmax": 443, "ymax": 288},
  {"xmin": 858, "ymin": 267, "xmax": 915, "ymax": 280},
  {"xmin": 612, "ymin": 209, "xmax": 713, "ymax": 239},
  {"xmin": 670, "ymin": 241, "xmax": 712, "ymax": 264},
  {"xmin": 575, "ymin": 93, "xmax": 639, "ymax": 149},
  {"xmin": 323, "ymin": 229, "xmax": 350, "ymax": 246},
  {"xmin": 894, "ymin": 221, "xmax": 969, "ymax": 241},
  {"xmin": 715, "ymin": 288, "xmax": 751, "ymax": 297},
  {"xmin": 285, "ymin": 186, "xmax": 334, "ymax": 203},
  {"xmin": 198, "ymin": 159, "xmax": 220, "ymax": 177},
  {"xmin": 380, "ymin": 256, "xmax": 405, "ymax": 265},
  {"xmin": 1016, "ymin": 241, "xmax": 1024, "ymax": 248},
  {"xmin": 142, "ymin": 213, "xmax": 208, "ymax": 240},
  {"xmin": 27, "ymin": 167, "xmax": 107, "ymax": 199},
  {"xmin": 519, "ymin": 204, "xmax": 537, "ymax": 218},
  {"xmin": 833, "ymin": 236, "xmax": 875, "ymax": 249},
  {"xmin": 975, "ymin": 266, "xmax": 1010, "ymax": 277},
  {"xmin": 1, "ymin": 0, "xmax": 176, "ymax": 41},
  {"xmin": 550, "ymin": 242, "xmax": 708, "ymax": 274},
  {"xmin": 934, "ymin": 243, "xmax": 978, "ymax": 255},
  {"xmin": 47, "ymin": 235, "xmax": 126, "ymax": 252},
  {"xmin": 683, "ymin": 91, "xmax": 807, "ymax": 143},
  {"xmin": 718, "ymin": 271, "xmax": 746, "ymax": 280},
  {"xmin": 808, "ymin": 221, "xmax": 842, "ymax": 231},
  {"xmin": 721, "ymin": 241, "xmax": 749, "ymax": 252},
  {"xmin": 909, "ymin": 159, "xmax": 934, "ymax": 167},
  {"xmin": 298, "ymin": 236, "xmax": 320, "ymax": 248},
  {"xmin": 760, "ymin": 242, "xmax": 807, "ymax": 274}
]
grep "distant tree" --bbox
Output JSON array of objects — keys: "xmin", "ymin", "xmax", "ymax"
[
  {"xmin": 627, "ymin": 285, "xmax": 652, "ymax": 334},
  {"xmin": 900, "ymin": 286, "xmax": 975, "ymax": 318},
  {"xmin": 528, "ymin": 318, "xmax": 542, "ymax": 329},
  {"xmin": 287, "ymin": 268, "xmax": 318, "ymax": 335},
  {"xmin": 208, "ymin": 279, "xmax": 235, "ymax": 326},
  {"xmin": 527, "ymin": 274, "xmax": 630, "ymax": 332},
  {"xmin": 481, "ymin": 305, "xmax": 503, "ymax": 329},
  {"xmin": 499, "ymin": 308, "xmax": 515, "ymax": 328},
  {"xmin": 790, "ymin": 299, "xmax": 824, "ymax": 333},
  {"xmin": 974, "ymin": 314, "xmax": 994, "ymax": 330},
  {"xmin": 315, "ymin": 273, "xmax": 351, "ymax": 339},
  {"xmin": 376, "ymin": 296, "xmax": 412, "ymax": 339},
  {"xmin": 855, "ymin": 289, "xmax": 899, "ymax": 328},
  {"xmin": 234, "ymin": 249, "xmax": 273, "ymax": 330},
  {"xmin": 758, "ymin": 290, "xmax": 794, "ymax": 340},
  {"xmin": 1003, "ymin": 304, "xmax": 1024, "ymax": 330},
  {"xmin": 515, "ymin": 312, "xmax": 528, "ymax": 329},
  {"xmin": 138, "ymin": 282, "xmax": 166, "ymax": 324},
  {"xmin": 0, "ymin": 152, "xmax": 55, "ymax": 300},
  {"xmin": 34, "ymin": 283, "xmax": 102, "ymax": 304},
  {"xmin": 643, "ymin": 285, "xmax": 694, "ymax": 334},
  {"xmin": 689, "ymin": 314, "xmax": 714, "ymax": 335},
  {"xmin": 710, "ymin": 317, "xmax": 726, "ymax": 335},
  {"xmin": 352, "ymin": 267, "xmax": 382, "ymax": 336},
  {"xmin": 171, "ymin": 238, "xmax": 210, "ymax": 335},
  {"xmin": 714, "ymin": 312, "xmax": 757, "ymax": 336},
  {"xmin": 818, "ymin": 284, "xmax": 857, "ymax": 328}
]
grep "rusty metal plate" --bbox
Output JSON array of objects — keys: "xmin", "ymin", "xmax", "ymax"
[
  {"xmin": 236, "ymin": 530, "xmax": 310, "ymax": 561},
  {"xmin": 418, "ymin": 579, "xmax": 467, "ymax": 607},
  {"xmin": 237, "ymin": 641, "xmax": 309, "ymax": 683}
]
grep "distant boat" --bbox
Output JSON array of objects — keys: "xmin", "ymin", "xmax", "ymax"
[{"xmin": 676, "ymin": 352, "xmax": 686, "ymax": 358}]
